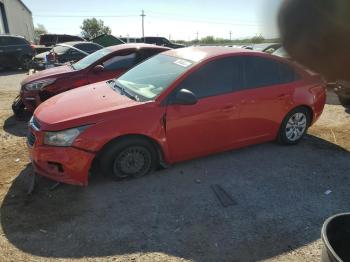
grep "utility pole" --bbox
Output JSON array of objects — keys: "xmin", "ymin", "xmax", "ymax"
[
  {"xmin": 196, "ymin": 31, "xmax": 199, "ymax": 41},
  {"xmin": 229, "ymin": 31, "xmax": 232, "ymax": 41},
  {"xmin": 141, "ymin": 10, "xmax": 145, "ymax": 40}
]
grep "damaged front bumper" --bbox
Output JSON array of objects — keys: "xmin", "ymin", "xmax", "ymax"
[{"xmin": 27, "ymin": 127, "xmax": 95, "ymax": 186}]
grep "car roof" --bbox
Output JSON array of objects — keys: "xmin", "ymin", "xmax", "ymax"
[
  {"xmin": 0, "ymin": 34, "xmax": 25, "ymax": 39},
  {"xmin": 105, "ymin": 43, "xmax": 171, "ymax": 52},
  {"xmin": 163, "ymin": 46, "xmax": 258, "ymax": 63},
  {"xmin": 58, "ymin": 41, "xmax": 96, "ymax": 46}
]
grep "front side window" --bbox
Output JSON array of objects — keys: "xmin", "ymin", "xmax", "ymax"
[
  {"xmin": 116, "ymin": 54, "xmax": 193, "ymax": 100},
  {"xmin": 176, "ymin": 57, "xmax": 244, "ymax": 99},
  {"xmin": 72, "ymin": 48, "xmax": 112, "ymax": 70},
  {"xmin": 102, "ymin": 53, "xmax": 137, "ymax": 70}
]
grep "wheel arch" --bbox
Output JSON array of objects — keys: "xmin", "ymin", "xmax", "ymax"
[
  {"xmin": 295, "ymin": 104, "xmax": 314, "ymax": 125},
  {"xmin": 91, "ymin": 134, "xmax": 167, "ymax": 174}
]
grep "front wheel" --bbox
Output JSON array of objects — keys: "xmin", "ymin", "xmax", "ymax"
[
  {"xmin": 278, "ymin": 107, "xmax": 311, "ymax": 145},
  {"xmin": 99, "ymin": 138, "xmax": 158, "ymax": 180}
]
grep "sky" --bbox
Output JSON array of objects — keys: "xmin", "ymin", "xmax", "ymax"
[{"xmin": 22, "ymin": 0, "xmax": 283, "ymax": 40}]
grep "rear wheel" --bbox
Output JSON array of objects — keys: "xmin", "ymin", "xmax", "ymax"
[
  {"xmin": 278, "ymin": 107, "xmax": 311, "ymax": 145},
  {"xmin": 99, "ymin": 137, "xmax": 158, "ymax": 180}
]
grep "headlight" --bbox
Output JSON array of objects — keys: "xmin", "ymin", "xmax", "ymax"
[
  {"xmin": 24, "ymin": 78, "xmax": 56, "ymax": 91},
  {"xmin": 44, "ymin": 126, "xmax": 88, "ymax": 147}
]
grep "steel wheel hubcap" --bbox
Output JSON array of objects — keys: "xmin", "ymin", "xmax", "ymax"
[
  {"xmin": 113, "ymin": 146, "xmax": 151, "ymax": 178},
  {"xmin": 285, "ymin": 112, "xmax": 307, "ymax": 141}
]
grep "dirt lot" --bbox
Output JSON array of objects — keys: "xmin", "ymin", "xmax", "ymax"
[{"xmin": 0, "ymin": 71, "xmax": 349, "ymax": 262}]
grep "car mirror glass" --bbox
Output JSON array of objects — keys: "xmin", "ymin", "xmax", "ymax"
[
  {"xmin": 93, "ymin": 65, "xmax": 104, "ymax": 73},
  {"xmin": 172, "ymin": 88, "xmax": 198, "ymax": 105}
]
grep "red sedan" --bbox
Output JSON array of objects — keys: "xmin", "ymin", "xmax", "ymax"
[
  {"xmin": 12, "ymin": 44, "xmax": 170, "ymax": 115},
  {"xmin": 28, "ymin": 47, "xmax": 326, "ymax": 186}
]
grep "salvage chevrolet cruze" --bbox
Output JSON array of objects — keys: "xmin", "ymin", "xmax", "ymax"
[{"xmin": 27, "ymin": 47, "xmax": 326, "ymax": 186}]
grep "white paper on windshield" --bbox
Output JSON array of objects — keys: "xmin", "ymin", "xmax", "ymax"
[{"xmin": 174, "ymin": 59, "xmax": 192, "ymax": 67}]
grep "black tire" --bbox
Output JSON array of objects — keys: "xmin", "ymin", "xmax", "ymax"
[
  {"xmin": 20, "ymin": 56, "xmax": 31, "ymax": 71},
  {"xmin": 278, "ymin": 107, "xmax": 311, "ymax": 145},
  {"xmin": 338, "ymin": 95, "xmax": 350, "ymax": 106},
  {"xmin": 12, "ymin": 96, "xmax": 25, "ymax": 117},
  {"xmin": 99, "ymin": 137, "xmax": 158, "ymax": 180}
]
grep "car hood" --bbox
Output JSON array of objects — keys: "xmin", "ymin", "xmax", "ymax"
[
  {"xmin": 34, "ymin": 81, "xmax": 142, "ymax": 131},
  {"xmin": 21, "ymin": 65, "xmax": 74, "ymax": 86}
]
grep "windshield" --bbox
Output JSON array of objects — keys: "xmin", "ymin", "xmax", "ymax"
[
  {"xmin": 72, "ymin": 48, "xmax": 112, "ymax": 70},
  {"xmin": 116, "ymin": 54, "xmax": 194, "ymax": 100}
]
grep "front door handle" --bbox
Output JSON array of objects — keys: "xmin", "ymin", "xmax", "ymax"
[{"xmin": 223, "ymin": 104, "xmax": 235, "ymax": 111}]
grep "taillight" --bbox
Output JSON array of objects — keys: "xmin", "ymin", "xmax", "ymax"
[{"xmin": 30, "ymin": 44, "xmax": 36, "ymax": 55}]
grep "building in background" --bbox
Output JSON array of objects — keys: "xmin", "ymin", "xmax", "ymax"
[{"xmin": 0, "ymin": 0, "xmax": 34, "ymax": 42}]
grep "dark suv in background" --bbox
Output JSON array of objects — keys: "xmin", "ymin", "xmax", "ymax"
[
  {"xmin": 0, "ymin": 35, "xmax": 35, "ymax": 70},
  {"xmin": 39, "ymin": 34, "xmax": 86, "ymax": 46}
]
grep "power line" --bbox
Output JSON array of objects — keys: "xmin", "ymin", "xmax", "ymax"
[
  {"xmin": 148, "ymin": 15, "xmax": 259, "ymax": 27},
  {"xmin": 33, "ymin": 14, "xmax": 137, "ymax": 18}
]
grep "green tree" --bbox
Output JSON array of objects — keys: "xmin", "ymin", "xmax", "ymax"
[
  {"xmin": 251, "ymin": 34, "xmax": 265, "ymax": 44},
  {"xmin": 200, "ymin": 36, "xmax": 216, "ymax": 44},
  {"xmin": 34, "ymin": 24, "xmax": 47, "ymax": 44},
  {"xmin": 80, "ymin": 18, "xmax": 111, "ymax": 40}
]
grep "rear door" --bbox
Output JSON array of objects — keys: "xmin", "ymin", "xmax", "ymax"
[
  {"xmin": 0, "ymin": 37, "xmax": 22, "ymax": 67},
  {"xmin": 237, "ymin": 55, "xmax": 300, "ymax": 142},
  {"xmin": 165, "ymin": 56, "xmax": 245, "ymax": 162}
]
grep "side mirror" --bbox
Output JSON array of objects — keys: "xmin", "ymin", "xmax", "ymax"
[
  {"xmin": 172, "ymin": 89, "xmax": 198, "ymax": 105},
  {"xmin": 93, "ymin": 64, "xmax": 104, "ymax": 73}
]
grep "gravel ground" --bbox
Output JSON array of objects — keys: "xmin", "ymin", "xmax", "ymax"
[{"xmin": 0, "ymin": 71, "xmax": 349, "ymax": 262}]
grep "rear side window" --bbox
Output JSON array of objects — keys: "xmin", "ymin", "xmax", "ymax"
[
  {"xmin": 243, "ymin": 56, "xmax": 298, "ymax": 89},
  {"xmin": 176, "ymin": 57, "xmax": 244, "ymax": 99},
  {"xmin": 102, "ymin": 53, "xmax": 137, "ymax": 70},
  {"xmin": 10, "ymin": 37, "xmax": 28, "ymax": 45},
  {"xmin": 140, "ymin": 48, "xmax": 164, "ymax": 61},
  {"xmin": 279, "ymin": 62, "xmax": 299, "ymax": 83},
  {"xmin": 0, "ymin": 37, "xmax": 11, "ymax": 46}
]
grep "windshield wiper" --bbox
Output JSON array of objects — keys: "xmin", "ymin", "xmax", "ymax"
[{"xmin": 110, "ymin": 80, "xmax": 139, "ymax": 101}]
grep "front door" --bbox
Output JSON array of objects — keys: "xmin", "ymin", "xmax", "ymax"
[{"xmin": 165, "ymin": 56, "xmax": 245, "ymax": 162}]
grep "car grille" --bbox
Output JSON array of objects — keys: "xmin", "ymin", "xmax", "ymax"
[{"xmin": 27, "ymin": 131, "xmax": 36, "ymax": 147}]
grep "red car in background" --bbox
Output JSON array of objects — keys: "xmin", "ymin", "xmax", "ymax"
[
  {"xmin": 28, "ymin": 47, "xmax": 326, "ymax": 186},
  {"xmin": 12, "ymin": 44, "xmax": 170, "ymax": 116}
]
